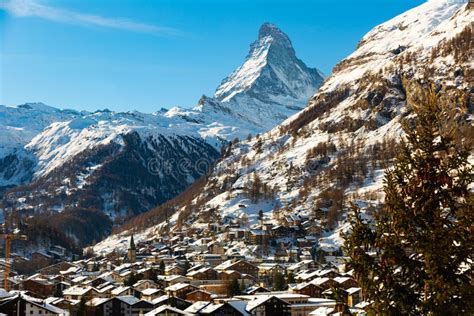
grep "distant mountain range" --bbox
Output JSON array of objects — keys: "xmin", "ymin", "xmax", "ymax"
[{"xmin": 0, "ymin": 23, "xmax": 324, "ymax": 249}]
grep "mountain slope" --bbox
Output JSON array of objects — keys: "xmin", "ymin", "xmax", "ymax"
[
  {"xmin": 0, "ymin": 103, "xmax": 82, "ymax": 188},
  {"xmin": 93, "ymin": 0, "xmax": 473, "ymax": 254}
]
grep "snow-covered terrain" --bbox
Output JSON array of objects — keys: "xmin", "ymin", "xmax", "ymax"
[
  {"xmin": 93, "ymin": 0, "xmax": 473, "ymax": 254},
  {"xmin": 0, "ymin": 103, "xmax": 83, "ymax": 187}
]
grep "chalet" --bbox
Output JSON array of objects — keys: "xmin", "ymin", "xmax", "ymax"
[
  {"xmin": 322, "ymin": 288, "xmax": 349, "ymax": 304},
  {"xmin": 160, "ymin": 275, "xmax": 191, "ymax": 287},
  {"xmin": 151, "ymin": 295, "xmax": 192, "ymax": 311},
  {"xmin": 333, "ymin": 277, "xmax": 359, "ymax": 290},
  {"xmin": 187, "ymin": 267, "xmax": 218, "ymax": 281},
  {"xmin": 226, "ymin": 229, "xmax": 246, "ymax": 241},
  {"xmin": 299, "ymin": 249, "xmax": 314, "ymax": 261},
  {"xmin": 290, "ymin": 298, "xmax": 336, "ymax": 315},
  {"xmin": 96, "ymin": 284, "xmax": 116, "ymax": 297},
  {"xmin": 24, "ymin": 296, "xmax": 68, "ymax": 316},
  {"xmin": 0, "ymin": 294, "xmax": 68, "ymax": 316},
  {"xmin": 118, "ymin": 296, "xmax": 154, "ymax": 315},
  {"xmin": 133, "ymin": 279, "xmax": 159, "ymax": 291},
  {"xmin": 63, "ymin": 285, "xmax": 100, "ymax": 301},
  {"xmin": 287, "ymin": 260, "xmax": 316, "ymax": 274},
  {"xmin": 274, "ymin": 246, "xmax": 290, "ymax": 262},
  {"xmin": 218, "ymin": 270, "xmax": 242, "ymax": 281},
  {"xmin": 44, "ymin": 297, "xmax": 76, "ymax": 312},
  {"xmin": 215, "ymin": 260, "xmax": 258, "ymax": 278},
  {"xmin": 145, "ymin": 304, "xmax": 189, "ymax": 315},
  {"xmin": 242, "ymin": 285, "xmax": 270, "ymax": 295},
  {"xmin": 194, "ymin": 254, "xmax": 225, "ymax": 267},
  {"xmin": 185, "ymin": 289, "xmax": 213, "ymax": 302},
  {"xmin": 207, "ymin": 241, "xmax": 226, "ymax": 255},
  {"xmin": 310, "ymin": 278, "xmax": 338, "ymax": 291},
  {"xmin": 346, "ymin": 287, "xmax": 362, "ymax": 307},
  {"xmin": 248, "ymin": 230, "xmax": 270, "ymax": 245},
  {"xmin": 235, "ymin": 293, "xmax": 309, "ymax": 305},
  {"xmin": 70, "ymin": 275, "xmax": 88, "ymax": 285},
  {"xmin": 85, "ymin": 276, "xmax": 111, "ymax": 288},
  {"xmin": 271, "ymin": 225, "xmax": 291, "ymax": 238},
  {"xmin": 165, "ymin": 283, "xmax": 198, "ymax": 299},
  {"xmin": 198, "ymin": 283, "xmax": 228, "ymax": 296},
  {"xmin": 140, "ymin": 288, "xmax": 164, "ymax": 301},
  {"xmin": 289, "ymin": 282, "xmax": 323, "ymax": 298},
  {"xmin": 22, "ymin": 277, "xmax": 55, "ymax": 298},
  {"xmin": 257, "ymin": 263, "xmax": 285, "ymax": 278},
  {"xmin": 284, "ymin": 214, "xmax": 302, "ymax": 226},
  {"xmin": 185, "ymin": 301, "xmax": 249, "ymax": 315},
  {"xmin": 111, "ymin": 286, "xmax": 136, "ymax": 297},
  {"xmin": 245, "ymin": 296, "xmax": 291, "ymax": 316},
  {"xmin": 318, "ymin": 269, "xmax": 340, "ymax": 279},
  {"xmin": 295, "ymin": 270, "xmax": 319, "ymax": 282},
  {"xmin": 87, "ymin": 296, "xmax": 154, "ymax": 316}
]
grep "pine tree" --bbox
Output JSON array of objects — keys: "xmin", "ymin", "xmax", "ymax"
[
  {"xmin": 159, "ymin": 260, "xmax": 165, "ymax": 275},
  {"xmin": 344, "ymin": 91, "xmax": 473, "ymax": 315},
  {"xmin": 227, "ymin": 278, "xmax": 241, "ymax": 297},
  {"xmin": 76, "ymin": 296, "xmax": 87, "ymax": 316},
  {"xmin": 273, "ymin": 271, "xmax": 286, "ymax": 291},
  {"xmin": 149, "ymin": 268, "xmax": 158, "ymax": 283},
  {"xmin": 240, "ymin": 279, "xmax": 247, "ymax": 293},
  {"xmin": 182, "ymin": 260, "xmax": 190, "ymax": 276},
  {"xmin": 124, "ymin": 272, "xmax": 140, "ymax": 286},
  {"xmin": 287, "ymin": 272, "xmax": 295, "ymax": 284},
  {"xmin": 53, "ymin": 285, "xmax": 63, "ymax": 298}
]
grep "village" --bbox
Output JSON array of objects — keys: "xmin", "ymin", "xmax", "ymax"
[{"xmin": 0, "ymin": 215, "xmax": 369, "ymax": 316}]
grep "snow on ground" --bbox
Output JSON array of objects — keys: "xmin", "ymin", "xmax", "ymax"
[{"xmin": 321, "ymin": 0, "xmax": 471, "ymax": 94}]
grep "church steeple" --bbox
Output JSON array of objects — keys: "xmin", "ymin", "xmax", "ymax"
[
  {"xmin": 129, "ymin": 234, "xmax": 136, "ymax": 250},
  {"xmin": 127, "ymin": 234, "xmax": 136, "ymax": 262}
]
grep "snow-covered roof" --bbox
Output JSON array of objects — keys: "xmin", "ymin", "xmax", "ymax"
[
  {"xmin": 111, "ymin": 286, "xmax": 132, "ymax": 295},
  {"xmin": 165, "ymin": 282, "xmax": 195, "ymax": 292},
  {"xmin": 141, "ymin": 288, "xmax": 162, "ymax": 296},
  {"xmin": 116, "ymin": 295, "xmax": 140, "ymax": 306},
  {"xmin": 145, "ymin": 304, "xmax": 192, "ymax": 316},
  {"xmin": 63, "ymin": 285, "xmax": 93, "ymax": 296},
  {"xmin": 184, "ymin": 301, "xmax": 211, "ymax": 314},
  {"xmin": 87, "ymin": 297, "xmax": 112, "ymax": 307},
  {"xmin": 345, "ymin": 287, "xmax": 361, "ymax": 295}
]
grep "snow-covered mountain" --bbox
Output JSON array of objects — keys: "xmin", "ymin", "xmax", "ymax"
[
  {"xmin": 163, "ymin": 23, "xmax": 324, "ymax": 140},
  {"xmin": 93, "ymin": 0, "xmax": 473, "ymax": 254},
  {"xmin": 0, "ymin": 23, "xmax": 323, "ymax": 247},
  {"xmin": 0, "ymin": 103, "xmax": 84, "ymax": 188}
]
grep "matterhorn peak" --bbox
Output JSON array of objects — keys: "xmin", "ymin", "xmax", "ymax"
[
  {"xmin": 214, "ymin": 22, "xmax": 324, "ymax": 105},
  {"xmin": 258, "ymin": 22, "xmax": 293, "ymax": 49}
]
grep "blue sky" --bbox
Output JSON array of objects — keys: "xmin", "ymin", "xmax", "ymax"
[{"xmin": 0, "ymin": 0, "xmax": 425, "ymax": 112}]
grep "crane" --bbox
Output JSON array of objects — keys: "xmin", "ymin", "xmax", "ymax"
[
  {"xmin": 1, "ymin": 233, "xmax": 27, "ymax": 290},
  {"xmin": 1, "ymin": 212, "xmax": 27, "ymax": 291}
]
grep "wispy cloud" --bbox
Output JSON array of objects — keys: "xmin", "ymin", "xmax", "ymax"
[{"xmin": 0, "ymin": 0, "xmax": 179, "ymax": 36}]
